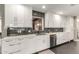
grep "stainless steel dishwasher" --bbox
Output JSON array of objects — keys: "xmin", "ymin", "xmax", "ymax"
[{"xmin": 50, "ymin": 34, "xmax": 56, "ymax": 48}]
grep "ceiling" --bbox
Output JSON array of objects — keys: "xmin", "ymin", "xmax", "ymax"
[{"xmin": 27, "ymin": 4, "xmax": 79, "ymax": 16}]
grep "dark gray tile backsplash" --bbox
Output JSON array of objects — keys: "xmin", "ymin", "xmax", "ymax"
[
  {"xmin": 7, "ymin": 27, "xmax": 63, "ymax": 36},
  {"xmin": 44, "ymin": 28, "xmax": 63, "ymax": 32},
  {"xmin": 7, "ymin": 27, "xmax": 33, "ymax": 36}
]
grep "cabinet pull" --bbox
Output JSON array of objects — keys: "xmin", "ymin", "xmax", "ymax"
[
  {"xmin": 9, "ymin": 44, "xmax": 15, "ymax": 46},
  {"xmin": 5, "ymin": 40, "xmax": 13, "ymax": 42},
  {"xmin": 18, "ymin": 39, "xmax": 23, "ymax": 41},
  {"xmin": 9, "ymin": 50, "xmax": 21, "ymax": 54}
]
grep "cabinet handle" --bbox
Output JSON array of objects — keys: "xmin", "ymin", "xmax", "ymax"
[
  {"xmin": 9, "ymin": 44, "xmax": 15, "ymax": 46},
  {"xmin": 18, "ymin": 38, "xmax": 23, "ymax": 41},
  {"xmin": 9, "ymin": 50, "xmax": 21, "ymax": 54},
  {"xmin": 5, "ymin": 40, "xmax": 13, "ymax": 42}
]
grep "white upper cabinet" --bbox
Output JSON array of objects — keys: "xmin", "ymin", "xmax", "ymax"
[
  {"xmin": 52, "ymin": 15, "xmax": 66, "ymax": 28},
  {"xmin": 59, "ymin": 16, "xmax": 67, "ymax": 28},
  {"xmin": 23, "ymin": 6, "xmax": 32, "ymax": 27},
  {"xmin": 45, "ymin": 12, "xmax": 66, "ymax": 28},
  {"xmin": 45, "ymin": 12, "xmax": 50, "ymax": 28},
  {"xmin": 65, "ymin": 16, "xmax": 74, "ymax": 32},
  {"xmin": 5, "ymin": 5, "xmax": 32, "ymax": 27},
  {"xmin": 45, "ymin": 12, "xmax": 54, "ymax": 28}
]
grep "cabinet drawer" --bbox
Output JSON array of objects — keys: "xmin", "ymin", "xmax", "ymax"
[
  {"xmin": 2, "ymin": 43, "xmax": 21, "ymax": 54},
  {"xmin": 2, "ymin": 49, "xmax": 22, "ymax": 54}
]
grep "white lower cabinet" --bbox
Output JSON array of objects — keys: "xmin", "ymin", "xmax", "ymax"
[
  {"xmin": 34, "ymin": 35, "xmax": 50, "ymax": 53},
  {"xmin": 42, "ymin": 35, "xmax": 50, "ymax": 49},
  {"xmin": 2, "ymin": 35, "xmax": 50, "ymax": 54},
  {"xmin": 21, "ymin": 35, "xmax": 50, "ymax": 53},
  {"xmin": 56, "ymin": 32, "xmax": 73, "ymax": 45},
  {"xmin": 2, "ymin": 33, "xmax": 74, "ymax": 54},
  {"xmin": 57, "ymin": 33, "xmax": 63, "ymax": 45},
  {"xmin": 35, "ymin": 36, "xmax": 44, "ymax": 52},
  {"xmin": 2, "ymin": 38, "xmax": 22, "ymax": 54}
]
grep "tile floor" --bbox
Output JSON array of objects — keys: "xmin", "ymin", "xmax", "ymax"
[
  {"xmin": 1, "ymin": 41, "xmax": 79, "ymax": 54},
  {"xmin": 38, "ymin": 41, "xmax": 79, "ymax": 54},
  {"xmin": 50, "ymin": 41, "xmax": 79, "ymax": 54}
]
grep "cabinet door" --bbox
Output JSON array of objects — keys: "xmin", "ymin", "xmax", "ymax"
[
  {"xmin": 57, "ymin": 33, "xmax": 61, "ymax": 45},
  {"xmin": 42, "ymin": 35, "xmax": 50, "ymax": 49},
  {"xmin": 23, "ymin": 6, "xmax": 32, "ymax": 27},
  {"xmin": 34, "ymin": 36, "xmax": 43, "ymax": 52},
  {"xmin": 45, "ymin": 13, "xmax": 49, "ymax": 28},
  {"xmin": 5, "ymin": 5, "xmax": 16, "ymax": 27},
  {"xmin": 35, "ymin": 35, "xmax": 50, "ymax": 52},
  {"xmin": 16, "ymin": 6, "xmax": 32, "ymax": 27},
  {"xmin": 45, "ymin": 12, "xmax": 54, "ymax": 28},
  {"xmin": 20, "ymin": 37, "xmax": 36, "ymax": 54},
  {"xmin": 57, "ymin": 33, "xmax": 64, "ymax": 45},
  {"xmin": 5, "ymin": 5, "xmax": 32, "ymax": 27},
  {"xmin": 48, "ymin": 14, "xmax": 54, "ymax": 28},
  {"xmin": 52, "ymin": 15, "xmax": 66, "ymax": 28},
  {"xmin": 64, "ymin": 32, "xmax": 73, "ymax": 42},
  {"xmin": 60, "ymin": 16, "xmax": 66, "ymax": 27},
  {"xmin": 53, "ymin": 16, "xmax": 61, "ymax": 27},
  {"xmin": 2, "ymin": 37, "xmax": 22, "ymax": 54}
]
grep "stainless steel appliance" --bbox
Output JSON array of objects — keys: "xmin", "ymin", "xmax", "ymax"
[{"xmin": 50, "ymin": 34, "xmax": 56, "ymax": 48}]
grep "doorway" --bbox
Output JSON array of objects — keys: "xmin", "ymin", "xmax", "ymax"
[{"xmin": 32, "ymin": 17, "xmax": 44, "ymax": 32}]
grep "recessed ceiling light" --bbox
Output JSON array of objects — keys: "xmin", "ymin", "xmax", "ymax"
[
  {"xmin": 58, "ymin": 12, "xmax": 63, "ymax": 14},
  {"xmin": 77, "ymin": 19, "xmax": 79, "ymax": 22},
  {"xmin": 42, "ymin": 5, "xmax": 46, "ymax": 9}
]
